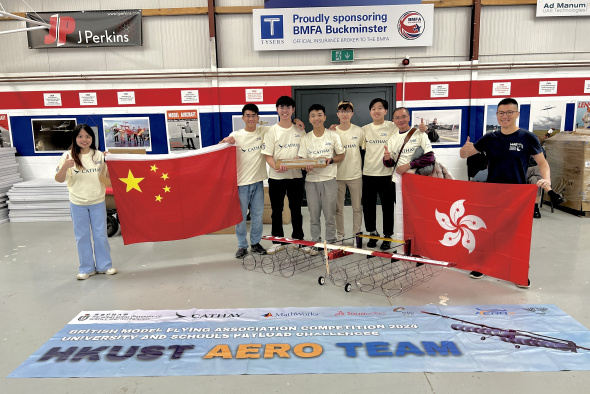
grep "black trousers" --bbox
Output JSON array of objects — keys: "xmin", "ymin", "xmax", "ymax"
[
  {"xmin": 268, "ymin": 178, "xmax": 305, "ymax": 240},
  {"xmin": 362, "ymin": 175, "xmax": 394, "ymax": 237}
]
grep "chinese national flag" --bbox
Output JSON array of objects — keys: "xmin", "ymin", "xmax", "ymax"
[
  {"xmin": 399, "ymin": 174, "xmax": 537, "ymax": 286},
  {"xmin": 106, "ymin": 145, "xmax": 242, "ymax": 245}
]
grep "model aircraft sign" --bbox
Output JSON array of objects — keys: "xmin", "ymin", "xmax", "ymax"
[{"xmin": 26, "ymin": 10, "xmax": 142, "ymax": 49}]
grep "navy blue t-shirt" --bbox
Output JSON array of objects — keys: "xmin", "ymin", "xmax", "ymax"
[{"xmin": 473, "ymin": 128, "xmax": 543, "ymax": 184}]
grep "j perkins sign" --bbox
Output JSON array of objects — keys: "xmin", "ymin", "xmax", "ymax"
[{"xmin": 26, "ymin": 10, "xmax": 142, "ymax": 49}]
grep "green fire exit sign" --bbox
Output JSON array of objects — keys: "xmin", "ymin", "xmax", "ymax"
[{"xmin": 331, "ymin": 49, "xmax": 354, "ymax": 62}]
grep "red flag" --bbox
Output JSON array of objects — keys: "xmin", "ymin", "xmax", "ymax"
[
  {"xmin": 106, "ymin": 145, "xmax": 242, "ymax": 245},
  {"xmin": 400, "ymin": 174, "xmax": 537, "ymax": 286}
]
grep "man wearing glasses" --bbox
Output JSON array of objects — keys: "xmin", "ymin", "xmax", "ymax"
[{"xmin": 460, "ymin": 97, "xmax": 555, "ymax": 288}]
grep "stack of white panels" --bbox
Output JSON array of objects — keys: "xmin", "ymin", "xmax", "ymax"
[
  {"xmin": 7, "ymin": 179, "xmax": 71, "ymax": 223},
  {"xmin": 0, "ymin": 147, "xmax": 23, "ymax": 224}
]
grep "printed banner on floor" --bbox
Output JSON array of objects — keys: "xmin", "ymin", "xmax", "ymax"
[
  {"xmin": 106, "ymin": 144, "xmax": 242, "ymax": 245},
  {"xmin": 399, "ymin": 174, "xmax": 537, "ymax": 287},
  {"xmin": 9, "ymin": 305, "xmax": 590, "ymax": 378}
]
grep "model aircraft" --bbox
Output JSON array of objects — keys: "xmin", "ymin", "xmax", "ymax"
[
  {"xmin": 422, "ymin": 311, "xmax": 590, "ymax": 352},
  {"xmin": 39, "ymin": 125, "xmax": 51, "ymax": 131},
  {"xmin": 56, "ymin": 121, "xmax": 71, "ymax": 130}
]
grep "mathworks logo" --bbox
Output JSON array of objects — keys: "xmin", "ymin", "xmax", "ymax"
[
  {"xmin": 262, "ymin": 311, "xmax": 318, "ymax": 317},
  {"xmin": 397, "ymin": 11, "xmax": 425, "ymax": 40},
  {"xmin": 261, "ymin": 15, "xmax": 284, "ymax": 39}
]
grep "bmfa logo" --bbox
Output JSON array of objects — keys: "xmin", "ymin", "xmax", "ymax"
[
  {"xmin": 397, "ymin": 11, "xmax": 425, "ymax": 40},
  {"xmin": 261, "ymin": 15, "xmax": 283, "ymax": 39},
  {"xmin": 44, "ymin": 14, "xmax": 76, "ymax": 46}
]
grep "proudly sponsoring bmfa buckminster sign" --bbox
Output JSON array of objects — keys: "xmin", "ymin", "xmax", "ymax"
[
  {"xmin": 536, "ymin": 0, "xmax": 590, "ymax": 17},
  {"xmin": 253, "ymin": 5, "xmax": 433, "ymax": 51}
]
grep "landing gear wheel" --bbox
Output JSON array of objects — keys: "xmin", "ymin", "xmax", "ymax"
[
  {"xmin": 344, "ymin": 283, "xmax": 352, "ymax": 292},
  {"xmin": 318, "ymin": 276, "xmax": 325, "ymax": 285},
  {"xmin": 106, "ymin": 215, "xmax": 118, "ymax": 237}
]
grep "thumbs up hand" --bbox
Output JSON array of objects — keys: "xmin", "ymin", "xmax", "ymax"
[
  {"xmin": 460, "ymin": 136, "xmax": 478, "ymax": 158},
  {"xmin": 418, "ymin": 118, "xmax": 427, "ymax": 133},
  {"xmin": 384, "ymin": 144, "xmax": 391, "ymax": 161},
  {"xmin": 64, "ymin": 153, "xmax": 75, "ymax": 169}
]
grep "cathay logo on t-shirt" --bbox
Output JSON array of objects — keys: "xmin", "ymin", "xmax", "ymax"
[
  {"xmin": 367, "ymin": 139, "xmax": 388, "ymax": 144},
  {"xmin": 240, "ymin": 144, "xmax": 265, "ymax": 153},
  {"xmin": 278, "ymin": 143, "xmax": 299, "ymax": 149},
  {"xmin": 343, "ymin": 143, "xmax": 358, "ymax": 149},
  {"xmin": 307, "ymin": 148, "xmax": 331, "ymax": 155}
]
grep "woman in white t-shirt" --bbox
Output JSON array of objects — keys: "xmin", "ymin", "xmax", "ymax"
[{"xmin": 55, "ymin": 124, "xmax": 116, "ymax": 280}]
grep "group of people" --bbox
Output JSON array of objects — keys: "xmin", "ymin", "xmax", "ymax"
[
  {"xmin": 222, "ymin": 95, "xmax": 435, "ymax": 260},
  {"xmin": 54, "ymin": 96, "xmax": 561, "ymax": 289}
]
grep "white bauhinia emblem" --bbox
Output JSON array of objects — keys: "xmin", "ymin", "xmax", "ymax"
[{"xmin": 436, "ymin": 200, "xmax": 486, "ymax": 254}]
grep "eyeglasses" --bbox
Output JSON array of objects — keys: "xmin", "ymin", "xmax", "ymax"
[
  {"xmin": 337, "ymin": 110, "xmax": 353, "ymax": 114},
  {"xmin": 393, "ymin": 115, "xmax": 409, "ymax": 120},
  {"xmin": 497, "ymin": 111, "xmax": 519, "ymax": 117}
]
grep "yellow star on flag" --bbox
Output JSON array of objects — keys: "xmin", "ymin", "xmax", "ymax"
[
  {"xmin": 119, "ymin": 170, "xmax": 144, "ymax": 192},
  {"xmin": 163, "ymin": 186, "xmax": 171, "ymax": 193},
  {"xmin": 150, "ymin": 164, "xmax": 158, "ymax": 172},
  {"xmin": 161, "ymin": 173, "xmax": 169, "ymax": 180},
  {"xmin": 155, "ymin": 195, "xmax": 163, "ymax": 202}
]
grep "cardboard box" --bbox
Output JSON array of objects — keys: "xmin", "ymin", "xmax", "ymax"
[
  {"xmin": 211, "ymin": 225, "xmax": 236, "ymax": 235},
  {"xmin": 545, "ymin": 133, "xmax": 590, "ymax": 211},
  {"xmin": 263, "ymin": 186, "xmax": 291, "ymax": 224}
]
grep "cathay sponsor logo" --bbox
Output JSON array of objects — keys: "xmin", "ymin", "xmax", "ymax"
[{"xmin": 436, "ymin": 199, "xmax": 486, "ymax": 254}]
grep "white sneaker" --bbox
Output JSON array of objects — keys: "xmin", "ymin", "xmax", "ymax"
[
  {"xmin": 267, "ymin": 244, "xmax": 285, "ymax": 254},
  {"xmin": 99, "ymin": 268, "xmax": 117, "ymax": 275},
  {"xmin": 302, "ymin": 247, "xmax": 319, "ymax": 256},
  {"xmin": 77, "ymin": 271, "xmax": 96, "ymax": 280},
  {"xmin": 336, "ymin": 235, "xmax": 344, "ymax": 242}
]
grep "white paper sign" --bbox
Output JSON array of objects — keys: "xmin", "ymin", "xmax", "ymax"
[
  {"xmin": 585, "ymin": 80, "xmax": 590, "ymax": 94},
  {"xmin": 537, "ymin": 0, "xmax": 590, "ymax": 17},
  {"xmin": 43, "ymin": 93, "xmax": 62, "ymax": 107},
  {"xmin": 117, "ymin": 91, "xmax": 136, "ymax": 105},
  {"xmin": 253, "ymin": 5, "xmax": 434, "ymax": 51},
  {"xmin": 181, "ymin": 90, "xmax": 199, "ymax": 104},
  {"xmin": 430, "ymin": 84, "xmax": 449, "ymax": 98},
  {"xmin": 79, "ymin": 92, "xmax": 97, "ymax": 106},
  {"xmin": 539, "ymin": 81, "xmax": 558, "ymax": 95},
  {"xmin": 492, "ymin": 82, "xmax": 511, "ymax": 96},
  {"xmin": 246, "ymin": 89, "xmax": 264, "ymax": 102}
]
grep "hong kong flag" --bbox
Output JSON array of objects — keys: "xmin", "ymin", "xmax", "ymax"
[
  {"xmin": 106, "ymin": 144, "xmax": 242, "ymax": 245},
  {"xmin": 397, "ymin": 174, "xmax": 537, "ymax": 286}
]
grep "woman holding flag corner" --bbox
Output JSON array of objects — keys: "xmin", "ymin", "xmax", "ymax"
[{"xmin": 55, "ymin": 124, "xmax": 116, "ymax": 280}]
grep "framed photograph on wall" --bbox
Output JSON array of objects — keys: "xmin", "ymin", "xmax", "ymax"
[
  {"xmin": 103, "ymin": 117, "xmax": 151, "ymax": 151},
  {"xmin": 575, "ymin": 100, "xmax": 590, "ymax": 133},
  {"xmin": 529, "ymin": 101, "xmax": 565, "ymax": 141},
  {"xmin": 411, "ymin": 109, "xmax": 461, "ymax": 145},
  {"xmin": 0, "ymin": 114, "xmax": 12, "ymax": 148},
  {"xmin": 165, "ymin": 110, "xmax": 201, "ymax": 152},
  {"xmin": 31, "ymin": 118, "xmax": 77, "ymax": 152}
]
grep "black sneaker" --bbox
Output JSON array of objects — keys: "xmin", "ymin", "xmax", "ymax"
[
  {"xmin": 367, "ymin": 232, "xmax": 379, "ymax": 248},
  {"xmin": 235, "ymin": 248, "xmax": 248, "ymax": 259},
  {"xmin": 516, "ymin": 279, "xmax": 531, "ymax": 289},
  {"xmin": 380, "ymin": 240, "xmax": 391, "ymax": 250},
  {"xmin": 250, "ymin": 243, "xmax": 267, "ymax": 255},
  {"xmin": 469, "ymin": 271, "xmax": 484, "ymax": 279},
  {"xmin": 534, "ymin": 204, "xmax": 541, "ymax": 219},
  {"xmin": 548, "ymin": 190, "xmax": 566, "ymax": 206}
]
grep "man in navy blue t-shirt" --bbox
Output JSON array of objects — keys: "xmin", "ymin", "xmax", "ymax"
[{"xmin": 460, "ymin": 98, "xmax": 554, "ymax": 289}]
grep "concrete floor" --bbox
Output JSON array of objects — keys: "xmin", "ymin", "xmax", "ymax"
[{"xmin": 1, "ymin": 205, "xmax": 590, "ymax": 393}]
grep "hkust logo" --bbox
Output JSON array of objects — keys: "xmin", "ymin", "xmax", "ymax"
[
  {"xmin": 397, "ymin": 11, "xmax": 425, "ymax": 40},
  {"xmin": 261, "ymin": 15, "xmax": 284, "ymax": 42},
  {"xmin": 436, "ymin": 199, "xmax": 486, "ymax": 254}
]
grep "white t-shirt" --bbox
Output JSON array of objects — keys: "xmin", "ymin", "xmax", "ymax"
[
  {"xmin": 228, "ymin": 126, "xmax": 269, "ymax": 186},
  {"xmin": 335, "ymin": 124, "xmax": 364, "ymax": 181},
  {"xmin": 57, "ymin": 150, "xmax": 107, "ymax": 205},
  {"xmin": 386, "ymin": 128, "xmax": 433, "ymax": 169},
  {"xmin": 298, "ymin": 129, "xmax": 345, "ymax": 183},
  {"xmin": 261, "ymin": 124, "xmax": 303, "ymax": 180},
  {"xmin": 361, "ymin": 121, "xmax": 396, "ymax": 176}
]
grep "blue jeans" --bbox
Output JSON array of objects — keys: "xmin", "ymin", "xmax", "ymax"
[
  {"xmin": 70, "ymin": 201, "xmax": 112, "ymax": 274},
  {"xmin": 236, "ymin": 181, "xmax": 264, "ymax": 249}
]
